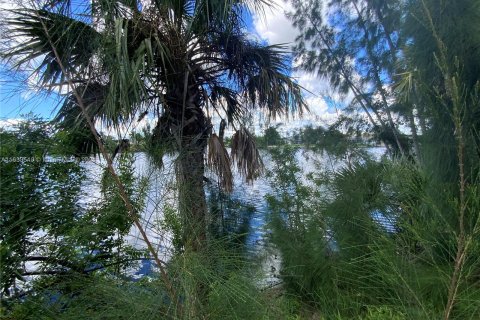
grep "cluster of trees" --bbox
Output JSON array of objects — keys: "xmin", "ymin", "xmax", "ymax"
[
  {"xmin": 254, "ymin": 125, "xmax": 356, "ymax": 152},
  {"xmin": 260, "ymin": 0, "xmax": 480, "ymax": 318},
  {"xmin": 290, "ymin": 0, "xmax": 479, "ymax": 163},
  {"xmin": 0, "ymin": 0, "xmax": 479, "ymax": 318},
  {"xmin": 254, "ymin": 126, "xmax": 284, "ymax": 148}
]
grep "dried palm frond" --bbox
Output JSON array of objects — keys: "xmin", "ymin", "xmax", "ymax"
[
  {"xmin": 231, "ymin": 127, "xmax": 264, "ymax": 183},
  {"xmin": 207, "ymin": 133, "xmax": 233, "ymax": 192}
]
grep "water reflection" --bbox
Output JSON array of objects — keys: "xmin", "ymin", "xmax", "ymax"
[{"xmin": 79, "ymin": 147, "xmax": 385, "ymax": 280}]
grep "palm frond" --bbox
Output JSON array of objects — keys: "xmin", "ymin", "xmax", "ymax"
[
  {"xmin": 212, "ymin": 33, "xmax": 307, "ymax": 119},
  {"xmin": 100, "ymin": 17, "xmax": 162, "ymax": 126},
  {"xmin": 3, "ymin": 8, "xmax": 99, "ymax": 85},
  {"xmin": 53, "ymin": 85, "xmax": 106, "ymax": 156},
  {"xmin": 213, "ymin": 33, "xmax": 273, "ymax": 82},
  {"xmin": 55, "ymin": 82, "xmax": 107, "ymax": 123},
  {"xmin": 91, "ymin": 0, "xmax": 140, "ymax": 26},
  {"xmin": 230, "ymin": 127, "xmax": 264, "ymax": 183},
  {"xmin": 209, "ymin": 85, "xmax": 245, "ymax": 123},
  {"xmin": 190, "ymin": 0, "xmax": 249, "ymax": 33},
  {"xmin": 246, "ymin": 68, "xmax": 307, "ymax": 119},
  {"xmin": 207, "ymin": 133, "xmax": 233, "ymax": 192}
]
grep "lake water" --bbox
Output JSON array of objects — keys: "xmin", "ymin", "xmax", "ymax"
[{"xmin": 79, "ymin": 147, "xmax": 386, "ymax": 284}]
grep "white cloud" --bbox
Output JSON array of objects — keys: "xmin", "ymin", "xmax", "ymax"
[
  {"xmin": 305, "ymin": 96, "xmax": 327, "ymax": 114},
  {"xmin": 0, "ymin": 118, "xmax": 23, "ymax": 129},
  {"xmin": 252, "ymin": 0, "xmax": 344, "ymax": 127},
  {"xmin": 1, "ymin": 1, "xmax": 53, "ymax": 99},
  {"xmin": 0, "ymin": 0, "xmax": 19, "ymax": 12},
  {"xmin": 253, "ymin": 0, "xmax": 297, "ymax": 45}
]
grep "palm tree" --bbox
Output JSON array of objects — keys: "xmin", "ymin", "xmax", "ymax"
[{"xmin": 3, "ymin": 0, "xmax": 306, "ymax": 250}]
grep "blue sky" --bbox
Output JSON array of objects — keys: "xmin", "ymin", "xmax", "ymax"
[
  {"xmin": 0, "ymin": 65, "xmax": 63, "ymax": 120},
  {"xmin": 0, "ymin": 0, "xmax": 84, "ymax": 121}
]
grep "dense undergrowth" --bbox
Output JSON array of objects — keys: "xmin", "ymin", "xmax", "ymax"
[{"xmin": 265, "ymin": 147, "xmax": 480, "ymax": 319}]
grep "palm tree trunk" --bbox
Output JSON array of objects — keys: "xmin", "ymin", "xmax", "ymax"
[
  {"xmin": 160, "ymin": 69, "xmax": 211, "ymax": 252},
  {"xmin": 176, "ymin": 128, "xmax": 210, "ymax": 318},
  {"xmin": 176, "ymin": 138, "xmax": 208, "ymax": 251}
]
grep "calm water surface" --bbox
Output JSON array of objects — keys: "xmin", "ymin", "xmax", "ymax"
[{"xmin": 79, "ymin": 147, "xmax": 385, "ymax": 280}]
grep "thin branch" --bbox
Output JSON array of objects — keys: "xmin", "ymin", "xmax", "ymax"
[
  {"xmin": 418, "ymin": 1, "xmax": 473, "ymax": 317},
  {"xmin": 32, "ymin": 6, "xmax": 179, "ymax": 307}
]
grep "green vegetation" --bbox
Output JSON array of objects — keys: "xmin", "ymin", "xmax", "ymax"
[
  {"xmin": 265, "ymin": 147, "xmax": 480, "ymax": 319},
  {"xmin": 255, "ymin": 126, "xmax": 284, "ymax": 148},
  {"xmin": 0, "ymin": 117, "xmax": 147, "ymax": 298},
  {"xmin": 1, "ymin": 0, "xmax": 480, "ymax": 319}
]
